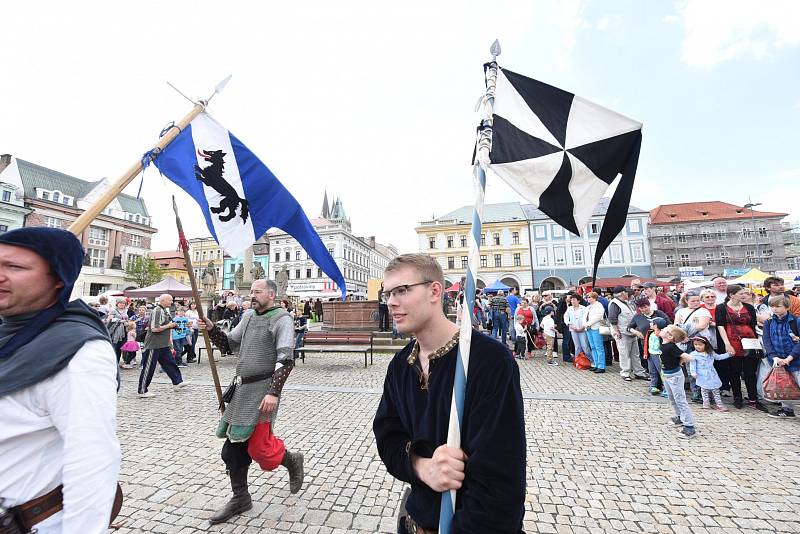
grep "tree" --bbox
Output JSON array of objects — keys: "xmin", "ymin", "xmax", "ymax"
[{"xmin": 125, "ymin": 257, "xmax": 165, "ymax": 288}]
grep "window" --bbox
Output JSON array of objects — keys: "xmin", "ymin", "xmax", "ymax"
[
  {"xmin": 447, "ymin": 256, "xmax": 455, "ymax": 269},
  {"xmin": 589, "ymin": 222, "xmax": 601, "ymax": 235},
  {"xmin": 512, "ymin": 231, "xmax": 519, "ymax": 245},
  {"xmin": 429, "ymin": 236, "xmax": 436, "ymax": 249},
  {"xmin": 610, "ymin": 244, "xmax": 623, "ymax": 264},
  {"xmin": 705, "ymin": 252, "xmax": 714, "ymax": 265},
  {"xmin": 1, "ymin": 190, "xmax": 10, "ymax": 202},
  {"xmin": 46, "ymin": 216, "xmax": 61, "ymax": 229},
  {"xmin": 572, "ymin": 246, "xmax": 584, "ymax": 265},
  {"xmin": 717, "ymin": 230, "xmax": 725, "ymax": 241},
  {"xmin": 195, "ymin": 251, "xmax": 200, "ymax": 262},
  {"xmin": 296, "ymin": 250, "xmax": 301, "ymax": 260},
  {"xmin": 460, "ymin": 235, "xmax": 467, "ymax": 247},
  {"xmin": 88, "ymin": 248, "xmax": 106, "ymax": 268},
  {"xmin": 480, "ymin": 255, "xmax": 487, "ymax": 268},
  {"xmin": 536, "ymin": 247, "xmax": 548, "ymax": 266},
  {"xmin": 127, "ymin": 254, "xmax": 141, "ymax": 268},
  {"xmin": 627, "ymin": 219, "xmax": 641, "ymax": 233},
  {"xmin": 551, "ymin": 225, "xmax": 564, "ymax": 238},
  {"xmin": 328, "ymin": 246, "xmax": 334, "ymax": 256},
  {"xmin": 554, "ymin": 247, "xmax": 566, "ymax": 265},
  {"xmin": 758, "ymin": 227, "xmax": 768, "ymax": 238},
  {"xmin": 630, "ymin": 242, "xmax": 645, "ymax": 263},
  {"xmin": 230, "ymin": 263, "xmax": 237, "ymax": 273},
  {"xmin": 41, "ymin": 191, "xmax": 50, "ymax": 201},
  {"xmin": 665, "ymin": 254, "xmax": 675, "ymax": 268},
  {"xmin": 275, "ymin": 252, "xmax": 280, "ymax": 262},
  {"xmin": 317, "ymin": 268, "xmax": 323, "ymax": 277},
  {"xmin": 447, "ymin": 235, "xmax": 454, "ymax": 248},
  {"xmin": 662, "ymin": 234, "xmax": 673, "ymax": 244},
  {"xmin": 285, "ymin": 251, "xmax": 290, "ymax": 261},
  {"xmin": 680, "ymin": 253, "xmax": 690, "ymax": 267},
  {"xmin": 130, "ymin": 234, "xmax": 142, "ymax": 247},
  {"xmin": 677, "ymin": 232, "xmax": 687, "ymax": 243},
  {"xmin": 493, "ymin": 233, "xmax": 500, "ymax": 246},
  {"xmin": 307, "ymin": 268, "xmax": 312, "ymax": 278},
  {"xmin": 62, "ymin": 196, "xmax": 72, "ymax": 206},
  {"xmin": 741, "ymin": 227, "xmax": 753, "ymax": 240},
  {"xmin": 720, "ymin": 251, "xmax": 729, "ymax": 265},
  {"xmin": 494, "ymin": 254, "xmax": 502, "ymax": 267},
  {"xmin": 295, "ymin": 269, "xmax": 301, "ymax": 279},
  {"xmin": 762, "ymin": 248, "xmax": 773, "ymax": 257},
  {"xmin": 534, "ymin": 225, "xmax": 546, "ymax": 239},
  {"xmin": 216, "ymin": 250, "xmax": 221, "ymax": 259},
  {"xmin": 0, "ymin": 224, "xmax": 7, "ymax": 232},
  {"xmin": 513, "ymin": 253, "xmax": 521, "ymax": 266},
  {"xmin": 88, "ymin": 226, "xmax": 108, "ymax": 245},
  {"xmin": 701, "ymin": 232, "xmax": 711, "ymax": 243},
  {"xmin": 275, "ymin": 270, "xmax": 280, "ymax": 279},
  {"xmin": 52, "ymin": 192, "xmax": 60, "ymax": 203},
  {"xmin": 461, "ymin": 256, "xmax": 468, "ymax": 269},
  {"xmin": 480, "ymin": 233, "xmax": 486, "ymax": 246},
  {"xmin": 202, "ymin": 250, "xmax": 207, "ymax": 260},
  {"xmin": 746, "ymin": 249, "xmax": 756, "ymax": 263}
]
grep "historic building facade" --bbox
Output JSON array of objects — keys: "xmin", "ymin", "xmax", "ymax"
[
  {"xmin": 268, "ymin": 193, "xmax": 397, "ymax": 299},
  {"xmin": 1, "ymin": 156, "xmax": 155, "ymax": 297},
  {"xmin": 416, "ymin": 203, "xmax": 534, "ymax": 291},
  {"xmin": 648, "ymin": 201, "xmax": 789, "ymax": 279},
  {"xmin": 149, "ymin": 250, "xmax": 189, "ymax": 286},
  {"xmin": 523, "ymin": 198, "xmax": 652, "ymax": 290},
  {"xmin": 0, "ymin": 155, "xmax": 32, "ymax": 232},
  {"xmin": 222, "ymin": 238, "xmax": 270, "ymax": 291},
  {"xmin": 188, "ymin": 236, "xmax": 228, "ymax": 292}
]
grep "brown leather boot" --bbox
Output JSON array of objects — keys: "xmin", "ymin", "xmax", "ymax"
[
  {"xmin": 209, "ymin": 468, "xmax": 252, "ymax": 525},
  {"xmin": 281, "ymin": 451, "xmax": 305, "ymax": 494}
]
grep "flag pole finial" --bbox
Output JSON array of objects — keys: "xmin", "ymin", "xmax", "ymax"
[
  {"xmin": 490, "ymin": 39, "xmax": 501, "ymax": 61},
  {"xmin": 204, "ymin": 74, "xmax": 233, "ymax": 105}
]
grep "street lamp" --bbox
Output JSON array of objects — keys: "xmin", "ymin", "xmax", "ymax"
[{"xmin": 743, "ymin": 201, "xmax": 762, "ymax": 269}]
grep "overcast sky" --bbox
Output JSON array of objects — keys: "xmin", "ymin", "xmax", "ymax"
[{"xmin": 2, "ymin": 1, "xmax": 798, "ymax": 254}]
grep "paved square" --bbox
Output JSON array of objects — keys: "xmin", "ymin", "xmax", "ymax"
[{"xmin": 115, "ymin": 349, "xmax": 800, "ymax": 533}]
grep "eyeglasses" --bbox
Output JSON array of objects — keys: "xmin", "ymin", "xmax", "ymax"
[{"xmin": 384, "ymin": 281, "xmax": 434, "ymax": 299}]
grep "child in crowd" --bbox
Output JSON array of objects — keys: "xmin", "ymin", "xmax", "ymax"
[
  {"xmin": 513, "ymin": 314, "xmax": 528, "ymax": 360},
  {"xmin": 541, "ymin": 306, "xmax": 557, "ymax": 366},
  {"xmin": 762, "ymin": 295, "xmax": 800, "ymax": 419},
  {"xmin": 688, "ymin": 335, "xmax": 731, "ymax": 411},
  {"xmin": 646, "ymin": 317, "xmax": 668, "ymax": 396},
  {"xmin": 119, "ymin": 321, "xmax": 139, "ymax": 369},
  {"xmin": 172, "ymin": 307, "xmax": 190, "ymax": 368},
  {"xmin": 658, "ymin": 325, "xmax": 697, "ymax": 439}
]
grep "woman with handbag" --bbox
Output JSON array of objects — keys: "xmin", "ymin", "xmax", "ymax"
[{"xmin": 715, "ymin": 284, "xmax": 764, "ymax": 410}]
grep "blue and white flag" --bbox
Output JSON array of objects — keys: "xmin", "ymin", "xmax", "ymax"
[{"xmin": 152, "ymin": 112, "xmax": 346, "ymax": 299}]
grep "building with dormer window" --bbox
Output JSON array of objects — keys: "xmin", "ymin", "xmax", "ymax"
[{"xmin": 0, "ymin": 154, "xmax": 156, "ymax": 297}]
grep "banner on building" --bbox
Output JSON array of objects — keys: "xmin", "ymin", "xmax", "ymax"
[{"xmin": 679, "ymin": 266, "xmax": 704, "ymax": 280}]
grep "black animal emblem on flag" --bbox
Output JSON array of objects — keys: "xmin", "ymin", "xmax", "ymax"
[{"xmin": 194, "ymin": 149, "xmax": 250, "ymax": 224}]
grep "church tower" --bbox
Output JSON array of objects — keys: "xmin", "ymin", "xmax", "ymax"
[{"xmin": 321, "ymin": 190, "xmax": 330, "ymax": 219}]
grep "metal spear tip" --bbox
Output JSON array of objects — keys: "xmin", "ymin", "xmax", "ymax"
[
  {"xmin": 490, "ymin": 39, "xmax": 501, "ymax": 59},
  {"xmin": 214, "ymin": 75, "xmax": 232, "ymax": 95}
]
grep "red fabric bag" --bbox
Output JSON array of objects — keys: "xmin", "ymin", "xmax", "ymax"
[
  {"xmin": 533, "ymin": 332, "xmax": 545, "ymax": 350},
  {"xmin": 573, "ymin": 352, "xmax": 592, "ymax": 370},
  {"xmin": 762, "ymin": 366, "xmax": 800, "ymax": 401}
]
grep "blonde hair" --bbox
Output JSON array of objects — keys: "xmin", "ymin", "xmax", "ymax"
[
  {"xmin": 385, "ymin": 254, "xmax": 444, "ymax": 287},
  {"xmin": 126, "ymin": 321, "xmax": 136, "ymax": 331},
  {"xmin": 587, "ymin": 291, "xmax": 599, "ymax": 300},
  {"xmin": 664, "ymin": 325, "xmax": 687, "ymax": 343}
]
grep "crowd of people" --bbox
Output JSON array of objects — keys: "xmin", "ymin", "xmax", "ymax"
[{"xmin": 458, "ymin": 274, "xmax": 800, "ymax": 436}]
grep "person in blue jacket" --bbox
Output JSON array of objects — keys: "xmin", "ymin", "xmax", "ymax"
[{"xmin": 762, "ymin": 295, "xmax": 800, "ymax": 419}]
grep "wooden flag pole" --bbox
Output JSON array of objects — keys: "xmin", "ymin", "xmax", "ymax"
[
  {"xmin": 67, "ymin": 101, "xmax": 205, "ymax": 236},
  {"xmin": 172, "ymin": 196, "xmax": 225, "ymax": 411}
]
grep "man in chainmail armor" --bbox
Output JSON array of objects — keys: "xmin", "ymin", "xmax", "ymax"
[{"xmin": 199, "ymin": 278, "xmax": 304, "ymax": 525}]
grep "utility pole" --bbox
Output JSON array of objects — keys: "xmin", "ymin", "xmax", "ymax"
[{"xmin": 744, "ymin": 199, "xmax": 762, "ymax": 270}]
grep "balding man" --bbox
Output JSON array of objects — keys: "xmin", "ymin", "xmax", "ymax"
[
  {"xmin": 138, "ymin": 293, "xmax": 187, "ymax": 397},
  {"xmin": 199, "ymin": 278, "xmax": 304, "ymax": 525}
]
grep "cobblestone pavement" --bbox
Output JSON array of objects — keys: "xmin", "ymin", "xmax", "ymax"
[{"xmin": 115, "ymin": 346, "xmax": 800, "ymax": 533}]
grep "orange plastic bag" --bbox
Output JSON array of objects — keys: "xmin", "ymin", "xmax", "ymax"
[
  {"xmin": 762, "ymin": 366, "xmax": 800, "ymax": 401},
  {"xmin": 573, "ymin": 352, "xmax": 592, "ymax": 370}
]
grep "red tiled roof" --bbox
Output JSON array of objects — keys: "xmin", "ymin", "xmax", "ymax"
[
  {"xmin": 149, "ymin": 250, "xmax": 183, "ymax": 260},
  {"xmin": 649, "ymin": 201, "xmax": 787, "ymax": 225}
]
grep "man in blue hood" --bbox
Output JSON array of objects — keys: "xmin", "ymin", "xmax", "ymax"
[{"xmin": 0, "ymin": 227, "xmax": 121, "ymax": 533}]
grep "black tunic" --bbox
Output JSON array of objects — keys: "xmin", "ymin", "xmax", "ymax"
[{"xmin": 373, "ymin": 330, "xmax": 526, "ymax": 532}]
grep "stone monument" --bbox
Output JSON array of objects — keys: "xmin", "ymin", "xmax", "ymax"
[{"xmin": 275, "ymin": 267, "xmax": 290, "ymax": 298}]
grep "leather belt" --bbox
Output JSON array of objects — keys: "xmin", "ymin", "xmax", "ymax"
[
  {"xmin": 235, "ymin": 370, "xmax": 274, "ymax": 386},
  {"xmin": 1, "ymin": 484, "xmax": 123, "ymax": 534}
]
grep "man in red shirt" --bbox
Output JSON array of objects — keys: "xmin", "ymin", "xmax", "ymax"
[{"xmin": 642, "ymin": 282, "xmax": 676, "ymax": 322}]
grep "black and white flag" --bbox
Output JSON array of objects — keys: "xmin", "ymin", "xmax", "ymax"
[{"xmin": 480, "ymin": 65, "xmax": 642, "ymax": 282}]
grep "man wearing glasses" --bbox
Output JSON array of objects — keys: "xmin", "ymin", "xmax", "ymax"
[
  {"xmin": 373, "ymin": 254, "xmax": 526, "ymax": 533},
  {"xmin": 198, "ymin": 279, "xmax": 305, "ymax": 525}
]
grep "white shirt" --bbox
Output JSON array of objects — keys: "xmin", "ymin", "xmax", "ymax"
[
  {"xmin": 714, "ymin": 289, "xmax": 727, "ymax": 305},
  {"xmin": 564, "ymin": 305, "xmax": 586, "ymax": 329},
  {"xmin": 649, "ymin": 297, "xmax": 658, "ymax": 311},
  {"xmin": 0, "ymin": 340, "xmax": 121, "ymax": 533},
  {"xmin": 541, "ymin": 315, "xmax": 557, "ymax": 337},
  {"xmin": 185, "ymin": 309, "xmax": 199, "ymax": 329}
]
